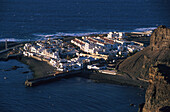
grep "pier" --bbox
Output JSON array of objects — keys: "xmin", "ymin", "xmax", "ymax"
[
  {"xmin": 25, "ymin": 70, "xmax": 82, "ymax": 87},
  {"xmin": 0, "ymin": 44, "xmax": 23, "ymax": 54}
]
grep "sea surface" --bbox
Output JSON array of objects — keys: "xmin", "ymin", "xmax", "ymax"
[
  {"xmin": 0, "ymin": 60, "xmax": 145, "ymax": 112},
  {"xmin": 0, "ymin": 0, "xmax": 170, "ymax": 41}
]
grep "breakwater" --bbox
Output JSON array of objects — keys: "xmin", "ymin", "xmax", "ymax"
[{"xmin": 25, "ymin": 70, "xmax": 82, "ymax": 87}]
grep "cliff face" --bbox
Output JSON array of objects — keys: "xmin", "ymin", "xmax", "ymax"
[
  {"xmin": 150, "ymin": 25, "xmax": 170, "ymax": 51},
  {"xmin": 118, "ymin": 25, "xmax": 170, "ymax": 80},
  {"xmin": 117, "ymin": 25, "xmax": 170, "ymax": 112},
  {"xmin": 142, "ymin": 64, "xmax": 170, "ymax": 112}
]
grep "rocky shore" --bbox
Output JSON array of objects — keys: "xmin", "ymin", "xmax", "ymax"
[{"xmin": 142, "ymin": 64, "xmax": 170, "ymax": 112}]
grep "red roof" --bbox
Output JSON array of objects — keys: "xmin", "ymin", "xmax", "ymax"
[
  {"xmin": 74, "ymin": 38, "xmax": 85, "ymax": 45},
  {"xmin": 97, "ymin": 41, "xmax": 107, "ymax": 45},
  {"xmin": 99, "ymin": 37, "xmax": 115, "ymax": 44},
  {"xmin": 87, "ymin": 38, "xmax": 98, "ymax": 43}
]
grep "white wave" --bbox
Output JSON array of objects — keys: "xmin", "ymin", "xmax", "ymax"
[
  {"xmin": 0, "ymin": 38, "xmax": 31, "ymax": 42},
  {"xmin": 54, "ymin": 32, "xmax": 109, "ymax": 37},
  {"xmin": 33, "ymin": 31, "xmax": 109, "ymax": 38},
  {"xmin": 32, "ymin": 34, "xmax": 55, "ymax": 37},
  {"xmin": 135, "ymin": 27, "xmax": 157, "ymax": 32}
]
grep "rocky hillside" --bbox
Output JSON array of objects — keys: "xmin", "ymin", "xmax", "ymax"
[
  {"xmin": 117, "ymin": 25, "xmax": 170, "ymax": 112},
  {"xmin": 118, "ymin": 25, "xmax": 170, "ymax": 80},
  {"xmin": 142, "ymin": 64, "xmax": 170, "ymax": 112}
]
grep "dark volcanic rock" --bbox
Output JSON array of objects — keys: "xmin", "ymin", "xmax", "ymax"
[
  {"xmin": 138, "ymin": 103, "xmax": 145, "ymax": 112},
  {"xmin": 11, "ymin": 66, "xmax": 21, "ymax": 70},
  {"xmin": 159, "ymin": 106, "xmax": 170, "ymax": 112},
  {"xmin": 22, "ymin": 71, "xmax": 29, "ymax": 74},
  {"xmin": 142, "ymin": 65, "xmax": 170, "ymax": 112}
]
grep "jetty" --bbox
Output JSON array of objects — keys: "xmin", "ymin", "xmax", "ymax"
[
  {"xmin": 25, "ymin": 70, "xmax": 82, "ymax": 87},
  {"xmin": 0, "ymin": 44, "xmax": 23, "ymax": 54}
]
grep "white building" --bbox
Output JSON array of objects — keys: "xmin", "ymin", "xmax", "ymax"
[
  {"xmin": 107, "ymin": 32, "xmax": 126, "ymax": 39},
  {"xmin": 23, "ymin": 43, "xmax": 32, "ymax": 51},
  {"xmin": 87, "ymin": 64, "xmax": 106, "ymax": 70},
  {"xmin": 57, "ymin": 59, "xmax": 82, "ymax": 72},
  {"xmin": 50, "ymin": 59, "xmax": 57, "ymax": 67},
  {"xmin": 71, "ymin": 38, "xmax": 85, "ymax": 49}
]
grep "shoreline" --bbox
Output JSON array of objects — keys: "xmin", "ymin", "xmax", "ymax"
[
  {"xmin": 79, "ymin": 71, "xmax": 148, "ymax": 88},
  {"xmin": 18, "ymin": 56, "xmax": 56, "ymax": 79},
  {"xmin": 16, "ymin": 55, "xmax": 148, "ymax": 88}
]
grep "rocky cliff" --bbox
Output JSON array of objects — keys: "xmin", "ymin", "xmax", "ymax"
[
  {"xmin": 142, "ymin": 64, "xmax": 170, "ymax": 112},
  {"xmin": 150, "ymin": 25, "xmax": 170, "ymax": 51},
  {"xmin": 117, "ymin": 25, "xmax": 170, "ymax": 112},
  {"xmin": 118, "ymin": 25, "xmax": 170, "ymax": 80}
]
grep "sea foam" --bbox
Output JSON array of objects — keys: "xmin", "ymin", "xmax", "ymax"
[
  {"xmin": 0, "ymin": 38, "xmax": 31, "ymax": 42},
  {"xmin": 135, "ymin": 27, "xmax": 157, "ymax": 32},
  {"xmin": 33, "ymin": 32, "xmax": 109, "ymax": 38}
]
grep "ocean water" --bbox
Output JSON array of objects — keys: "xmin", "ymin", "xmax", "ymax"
[
  {"xmin": 0, "ymin": 0, "xmax": 170, "ymax": 41},
  {"xmin": 0, "ymin": 60, "xmax": 145, "ymax": 112}
]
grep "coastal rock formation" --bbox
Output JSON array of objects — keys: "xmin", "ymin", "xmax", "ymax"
[
  {"xmin": 118, "ymin": 25, "xmax": 170, "ymax": 80},
  {"xmin": 142, "ymin": 65, "xmax": 170, "ymax": 112},
  {"xmin": 150, "ymin": 25, "xmax": 170, "ymax": 51},
  {"xmin": 117, "ymin": 25, "xmax": 170, "ymax": 112}
]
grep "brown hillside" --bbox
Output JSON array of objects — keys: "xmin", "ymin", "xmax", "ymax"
[{"xmin": 118, "ymin": 25, "xmax": 170, "ymax": 80}]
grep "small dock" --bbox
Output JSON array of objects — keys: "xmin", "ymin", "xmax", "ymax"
[{"xmin": 25, "ymin": 70, "xmax": 81, "ymax": 87}]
